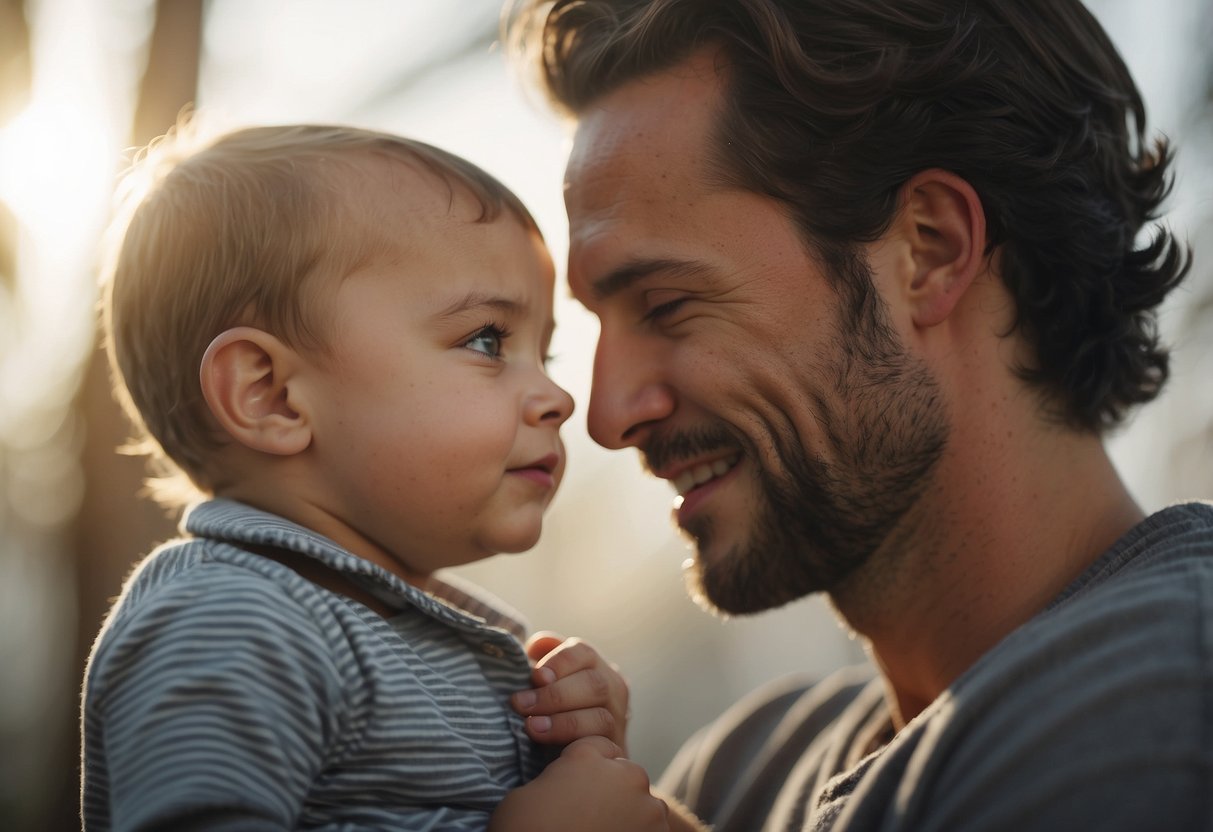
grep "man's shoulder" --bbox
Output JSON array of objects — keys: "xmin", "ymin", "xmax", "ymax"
[
  {"xmin": 696, "ymin": 665, "xmax": 875, "ymax": 740},
  {"xmin": 1070, "ymin": 500, "xmax": 1213, "ymax": 595},
  {"xmin": 865, "ymin": 502, "xmax": 1213, "ymax": 830},
  {"xmin": 945, "ymin": 499, "xmax": 1213, "ymax": 746},
  {"xmin": 1007, "ymin": 500, "xmax": 1213, "ymax": 671},
  {"xmin": 659, "ymin": 666, "xmax": 881, "ymax": 830},
  {"xmin": 975, "ymin": 500, "xmax": 1213, "ymax": 675}
]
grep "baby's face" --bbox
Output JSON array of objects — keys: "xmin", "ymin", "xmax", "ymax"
[{"xmin": 299, "ymin": 184, "xmax": 573, "ymax": 584}]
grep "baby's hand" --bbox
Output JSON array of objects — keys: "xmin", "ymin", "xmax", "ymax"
[
  {"xmin": 511, "ymin": 631, "xmax": 630, "ymax": 754},
  {"xmin": 488, "ymin": 736, "xmax": 669, "ymax": 832}
]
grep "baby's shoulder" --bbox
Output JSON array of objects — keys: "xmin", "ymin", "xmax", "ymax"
[{"xmin": 95, "ymin": 537, "xmax": 359, "ymax": 668}]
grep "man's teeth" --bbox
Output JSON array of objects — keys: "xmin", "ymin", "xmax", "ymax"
[{"xmin": 672, "ymin": 456, "xmax": 739, "ymax": 496}]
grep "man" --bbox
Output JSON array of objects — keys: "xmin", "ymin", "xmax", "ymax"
[{"xmin": 510, "ymin": 0, "xmax": 1212, "ymax": 829}]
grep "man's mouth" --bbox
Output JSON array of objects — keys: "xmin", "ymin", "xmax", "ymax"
[{"xmin": 671, "ymin": 454, "xmax": 740, "ymax": 497}]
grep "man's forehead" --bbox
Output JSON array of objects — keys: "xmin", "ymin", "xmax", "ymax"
[
  {"xmin": 562, "ymin": 49, "xmax": 734, "ymax": 303},
  {"xmin": 565, "ymin": 48, "xmax": 727, "ymax": 187}
]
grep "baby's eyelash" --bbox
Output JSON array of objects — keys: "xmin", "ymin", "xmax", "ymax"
[
  {"xmin": 478, "ymin": 322, "xmax": 512, "ymax": 340},
  {"xmin": 463, "ymin": 322, "xmax": 512, "ymax": 358}
]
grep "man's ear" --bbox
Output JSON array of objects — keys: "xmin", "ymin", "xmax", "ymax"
[
  {"xmin": 199, "ymin": 327, "xmax": 312, "ymax": 456},
  {"xmin": 898, "ymin": 169, "xmax": 988, "ymax": 328}
]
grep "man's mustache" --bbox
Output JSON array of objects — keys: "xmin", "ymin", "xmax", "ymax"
[{"xmin": 641, "ymin": 426, "xmax": 744, "ymax": 474}]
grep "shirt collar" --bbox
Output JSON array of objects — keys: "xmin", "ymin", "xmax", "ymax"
[{"xmin": 183, "ymin": 498, "xmax": 528, "ymax": 641}]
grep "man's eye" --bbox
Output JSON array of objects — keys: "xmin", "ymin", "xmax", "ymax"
[
  {"xmin": 644, "ymin": 297, "xmax": 688, "ymax": 322},
  {"xmin": 465, "ymin": 325, "xmax": 507, "ymax": 357}
]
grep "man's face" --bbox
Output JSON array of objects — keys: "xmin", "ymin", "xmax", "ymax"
[{"xmin": 564, "ymin": 52, "xmax": 948, "ymax": 614}]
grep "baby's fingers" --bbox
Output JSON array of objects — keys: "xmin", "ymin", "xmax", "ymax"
[
  {"xmin": 524, "ymin": 706, "xmax": 619, "ymax": 747},
  {"xmin": 513, "ymin": 665, "xmax": 627, "ymax": 748},
  {"xmin": 515, "ymin": 634, "xmax": 631, "ymax": 750},
  {"xmin": 514, "ymin": 663, "xmax": 618, "ymax": 716},
  {"xmin": 529, "ymin": 636, "xmax": 606, "ymax": 684},
  {"xmin": 524, "ymin": 630, "xmax": 565, "ymax": 666}
]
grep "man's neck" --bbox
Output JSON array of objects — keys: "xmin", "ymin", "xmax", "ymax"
[{"xmin": 829, "ymin": 414, "xmax": 1143, "ymax": 729}]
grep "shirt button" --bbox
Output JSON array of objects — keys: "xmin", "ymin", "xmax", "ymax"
[{"xmin": 481, "ymin": 642, "xmax": 505, "ymax": 658}]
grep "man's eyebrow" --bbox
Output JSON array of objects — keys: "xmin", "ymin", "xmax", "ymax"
[
  {"xmin": 591, "ymin": 257, "xmax": 714, "ymax": 300},
  {"xmin": 435, "ymin": 291, "xmax": 526, "ymax": 319}
]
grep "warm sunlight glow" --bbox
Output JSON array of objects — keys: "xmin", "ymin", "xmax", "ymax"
[
  {"xmin": 0, "ymin": 84, "xmax": 118, "ymax": 446},
  {"xmin": 0, "ymin": 95, "xmax": 115, "ymax": 251}
]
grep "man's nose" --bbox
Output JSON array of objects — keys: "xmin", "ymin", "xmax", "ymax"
[{"xmin": 585, "ymin": 332, "xmax": 675, "ymax": 450}]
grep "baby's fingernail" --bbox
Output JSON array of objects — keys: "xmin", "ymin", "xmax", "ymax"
[
  {"xmin": 537, "ymin": 667, "xmax": 556, "ymax": 685},
  {"xmin": 529, "ymin": 715, "xmax": 552, "ymax": 733},
  {"xmin": 515, "ymin": 690, "xmax": 537, "ymax": 710}
]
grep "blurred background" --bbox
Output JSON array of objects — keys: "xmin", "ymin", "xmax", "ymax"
[{"xmin": 0, "ymin": 1, "xmax": 1209, "ymax": 828}]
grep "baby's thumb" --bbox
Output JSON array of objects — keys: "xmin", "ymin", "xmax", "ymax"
[{"xmin": 524, "ymin": 630, "xmax": 566, "ymax": 665}]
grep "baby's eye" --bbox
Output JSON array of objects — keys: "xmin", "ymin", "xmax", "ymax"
[{"xmin": 464, "ymin": 325, "xmax": 507, "ymax": 358}]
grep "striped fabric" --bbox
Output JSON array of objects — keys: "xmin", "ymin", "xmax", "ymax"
[{"xmin": 82, "ymin": 499, "xmax": 547, "ymax": 831}]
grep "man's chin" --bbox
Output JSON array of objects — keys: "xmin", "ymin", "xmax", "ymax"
[
  {"xmin": 681, "ymin": 541, "xmax": 814, "ymax": 618},
  {"xmin": 677, "ymin": 525, "xmax": 745, "ymax": 617},
  {"xmin": 681, "ymin": 554, "xmax": 737, "ymax": 618}
]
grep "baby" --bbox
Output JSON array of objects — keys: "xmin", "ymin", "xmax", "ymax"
[{"xmin": 80, "ymin": 123, "xmax": 676, "ymax": 831}]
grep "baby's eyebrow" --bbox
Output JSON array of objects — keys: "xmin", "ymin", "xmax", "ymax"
[{"xmin": 436, "ymin": 291, "xmax": 526, "ymax": 319}]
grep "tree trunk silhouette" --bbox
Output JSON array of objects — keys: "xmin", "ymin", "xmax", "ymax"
[{"xmin": 0, "ymin": 0, "xmax": 31, "ymax": 295}]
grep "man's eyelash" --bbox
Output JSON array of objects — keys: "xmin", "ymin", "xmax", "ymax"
[{"xmin": 644, "ymin": 298, "xmax": 688, "ymax": 321}]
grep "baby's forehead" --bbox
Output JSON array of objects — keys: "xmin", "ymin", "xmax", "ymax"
[
  {"xmin": 328, "ymin": 157, "xmax": 548, "ymax": 263},
  {"xmin": 331, "ymin": 151, "xmax": 518, "ymax": 228},
  {"xmin": 328, "ymin": 154, "xmax": 459, "ymax": 219},
  {"xmin": 329, "ymin": 158, "xmax": 538, "ymax": 267}
]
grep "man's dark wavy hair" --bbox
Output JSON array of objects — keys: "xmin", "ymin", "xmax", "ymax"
[{"xmin": 510, "ymin": 0, "xmax": 1190, "ymax": 431}]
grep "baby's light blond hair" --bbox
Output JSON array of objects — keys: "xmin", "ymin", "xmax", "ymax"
[{"xmin": 101, "ymin": 121, "xmax": 540, "ymax": 507}]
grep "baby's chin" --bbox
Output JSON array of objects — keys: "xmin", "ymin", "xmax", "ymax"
[
  {"xmin": 497, "ymin": 527, "xmax": 544, "ymax": 556},
  {"xmin": 479, "ymin": 518, "xmax": 546, "ymax": 558}
]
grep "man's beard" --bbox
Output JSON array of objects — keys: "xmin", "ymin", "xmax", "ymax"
[{"xmin": 650, "ymin": 250, "xmax": 949, "ymax": 616}]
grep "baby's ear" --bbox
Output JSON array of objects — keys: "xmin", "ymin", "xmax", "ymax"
[
  {"xmin": 898, "ymin": 169, "xmax": 988, "ymax": 328},
  {"xmin": 199, "ymin": 327, "xmax": 311, "ymax": 456}
]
